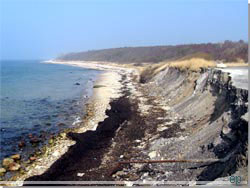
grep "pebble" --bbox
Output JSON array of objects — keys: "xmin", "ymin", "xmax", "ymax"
[
  {"xmin": 59, "ymin": 133, "xmax": 66, "ymax": 138},
  {"xmin": 2, "ymin": 158, "xmax": 14, "ymax": 168},
  {"xmin": 10, "ymin": 154, "xmax": 21, "ymax": 160},
  {"xmin": 9, "ymin": 162, "xmax": 21, "ymax": 171},
  {"xmin": 30, "ymin": 137, "xmax": 40, "ymax": 144},
  {"xmin": 57, "ymin": 123, "xmax": 66, "ymax": 126},
  {"xmin": 29, "ymin": 156, "xmax": 36, "ymax": 161},
  {"xmin": 77, "ymin": 172, "xmax": 85, "ymax": 177},
  {"xmin": 148, "ymin": 151, "xmax": 157, "ymax": 159},
  {"xmin": 52, "ymin": 151, "xmax": 60, "ymax": 157},
  {"xmin": 115, "ymin": 171, "xmax": 126, "ymax": 176},
  {"xmin": 0, "ymin": 168, "xmax": 6, "ymax": 176},
  {"xmin": 18, "ymin": 141, "xmax": 26, "ymax": 148}
]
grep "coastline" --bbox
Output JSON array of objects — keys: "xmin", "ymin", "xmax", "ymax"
[
  {"xmin": 1, "ymin": 60, "xmax": 247, "ymax": 185},
  {"xmin": 4, "ymin": 60, "xmax": 134, "ymax": 184}
]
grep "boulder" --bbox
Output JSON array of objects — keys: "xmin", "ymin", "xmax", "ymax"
[
  {"xmin": 2, "ymin": 158, "xmax": 14, "ymax": 168},
  {"xmin": 10, "ymin": 154, "xmax": 21, "ymax": 160},
  {"xmin": 0, "ymin": 168, "xmax": 6, "ymax": 176},
  {"xmin": 8, "ymin": 162, "xmax": 21, "ymax": 171}
]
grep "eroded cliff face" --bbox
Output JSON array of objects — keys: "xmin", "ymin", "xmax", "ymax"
[{"xmin": 141, "ymin": 67, "xmax": 248, "ymax": 181}]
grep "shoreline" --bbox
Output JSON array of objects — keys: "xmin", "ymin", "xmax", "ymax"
[
  {"xmin": 1, "ymin": 60, "xmax": 247, "ymax": 185},
  {"xmin": 3, "ymin": 60, "xmax": 133, "ymax": 184}
]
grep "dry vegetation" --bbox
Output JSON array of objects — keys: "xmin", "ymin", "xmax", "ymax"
[
  {"xmin": 222, "ymin": 58, "xmax": 248, "ymax": 67},
  {"xmin": 139, "ymin": 58, "xmax": 216, "ymax": 83},
  {"xmin": 168, "ymin": 58, "xmax": 216, "ymax": 71}
]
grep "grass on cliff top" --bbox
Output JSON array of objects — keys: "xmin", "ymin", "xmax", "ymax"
[
  {"xmin": 139, "ymin": 58, "xmax": 216, "ymax": 82},
  {"xmin": 168, "ymin": 58, "xmax": 216, "ymax": 71}
]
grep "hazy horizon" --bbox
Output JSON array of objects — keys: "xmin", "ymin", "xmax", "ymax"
[{"xmin": 1, "ymin": 0, "xmax": 247, "ymax": 60}]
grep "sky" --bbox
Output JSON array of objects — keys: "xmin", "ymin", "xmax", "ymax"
[{"xmin": 0, "ymin": 0, "xmax": 248, "ymax": 60}]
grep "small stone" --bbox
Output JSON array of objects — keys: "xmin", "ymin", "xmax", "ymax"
[
  {"xmin": 57, "ymin": 123, "xmax": 66, "ymax": 126},
  {"xmin": 29, "ymin": 156, "xmax": 36, "ymax": 161},
  {"xmin": 52, "ymin": 151, "xmax": 60, "ymax": 157},
  {"xmin": 125, "ymin": 181, "xmax": 133, "ymax": 186},
  {"xmin": 20, "ymin": 168, "xmax": 25, "ymax": 174},
  {"xmin": 30, "ymin": 137, "xmax": 40, "ymax": 144},
  {"xmin": 49, "ymin": 139, "xmax": 54, "ymax": 144},
  {"xmin": 18, "ymin": 141, "xmax": 26, "ymax": 148},
  {"xmin": 135, "ymin": 139, "xmax": 141, "ymax": 143},
  {"xmin": 116, "ymin": 171, "xmax": 126, "ymax": 177},
  {"xmin": 0, "ymin": 168, "xmax": 6, "ymax": 175},
  {"xmin": 148, "ymin": 151, "xmax": 157, "ymax": 159},
  {"xmin": 2, "ymin": 158, "xmax": 14, "ymax": 168},
  {"xmin": 77, "ymin": 172, "xmax": 85, "ymax": 177},
  {"xmin": 10, "ymin": 154, "xmax": 21, "ymax": 160},
  {"xmin": 9, "ymin": 162, "xmax": 21, "ymax": 171},
  {"xmin": 59, "ymin": 133, "xmax": 66, "ymax": 138},
  {"xmin": 133, "ymin": 163, "xmax": 143, "ymax": 169}
]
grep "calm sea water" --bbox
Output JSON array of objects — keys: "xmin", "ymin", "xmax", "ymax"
[{"xmin": 0, "ymin": 60, "xmax": 101, "ymax": 160}]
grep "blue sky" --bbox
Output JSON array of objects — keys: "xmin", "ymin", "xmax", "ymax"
[{"xmin": 0, "ymin": 0, "xmax": 248, "ymax": 60}]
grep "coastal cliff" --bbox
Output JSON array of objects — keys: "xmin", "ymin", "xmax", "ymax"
[{"xmin": 138, "ymin": 67, "xmax": 248, "ymax": 182}]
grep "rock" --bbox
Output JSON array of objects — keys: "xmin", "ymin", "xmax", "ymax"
[
  {"xmin": 59, "ymin": 132, "xmax": 66, "ymax": 138},
  {"xmin": 115, "ymin": 171, "xmax": 126, "ymax": 177},
  {"xmin": 30, "ymin": 137, "xmax": 40, "ymax": 144},
  {"xmin": 57, "ymin": 123, "xmax": 66, "ymax": 126},
  {"xmin": 34, "ymin": 124, "xmax": 40, "ymax": 128},
  {"xmin": 77, "ymin": 172, "xmax": 85, "ymax": 177},
  {"xmin": 45, "ymin": 123, "xmax": 51, "ymax": 126},
  {"xmin": 29, "ymin": 156, "xmax": 36, "ymax": 161},
  {"xmin": 207, "ymin": 143, "xmax": 214, "ymax": 150},
  {"xmin": 148, "ymin": 151, "xmax": 157, "ymax": 159},
  {"xmin": 10, "ymin": 154, "xmax": 21, "ymax": 160},
  {"xmin": 8, "ymin": 162, "xmax": 21, "ymax": 171},
  {"xmin": 0, "ymin": 168, "xmax": 6, "ymax": 176},
  {"xmin": 18, "ymin": 141, "xmax": 26, "ymax": 148},
  {"xmin": 125, "ymin": 181, "xmax": 134, "ymax": 186},
  {"xmin": 135, "ymin": 139, "xmax": 141, "ymax": 143},
  {"xmin": 52, "ymin": 151, "xmax": 60, "ymax": 157},
  {"xmin": 49, "ymin": 139, "xmax": 54, "ymax": 144},
  {"xmin": 2, "ymin": 158, "xmax": 14, "ymax": 168},
  {"xmin": 75, "ymin": 83, "xmax": 80, "ymax": 85}
]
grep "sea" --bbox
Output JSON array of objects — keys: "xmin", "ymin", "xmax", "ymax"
[{"xmin": 0, "ymin": 60, "xmax": 101, "ymax": 161}]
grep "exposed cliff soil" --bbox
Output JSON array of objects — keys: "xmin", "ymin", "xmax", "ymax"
[{"xmin": 24, "ymin": 65, "xmax": 248, "ymax": 186}]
